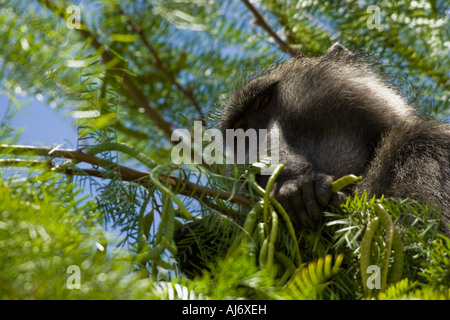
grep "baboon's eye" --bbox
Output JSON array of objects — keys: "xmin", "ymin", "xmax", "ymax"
[{"xmin": 257, "ymin": 94, "xmax": 271, "ymax": 110}]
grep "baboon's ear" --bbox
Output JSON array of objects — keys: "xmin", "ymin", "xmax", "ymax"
[{"xmin": 326, "ymin": 42, "xmax": 354, "ymax": 57}]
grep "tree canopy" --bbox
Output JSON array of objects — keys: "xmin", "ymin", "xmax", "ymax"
[{"xmin": 0, "ymin": 0, "xmax": 449, "ymax": 300}]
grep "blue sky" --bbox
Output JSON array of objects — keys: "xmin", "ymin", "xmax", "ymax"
[{"xmin": 1, "ymin": 94, "xmax": 77, "ymax": 147}]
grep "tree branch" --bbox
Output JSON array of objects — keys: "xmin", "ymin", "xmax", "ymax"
[
  {"xmin": 241, "ymin": 0, "xmax": 297, "ymax": 57},
  {"xmin": 0, "ymin": 144, "xmax": 253, "ymax": 207},
  {"xmin": 119, "ymin": 9, "xmax": 206, "ymax": 125}
]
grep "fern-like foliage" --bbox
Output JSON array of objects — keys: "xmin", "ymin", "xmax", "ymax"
[
  {"xmin": 282, "ymin": 254, "xmax": 344, "ymax": 300},
  {"xmin": 153, "ymin": 281, "xmax": 205, "ymax": 300},
  {"xmin": 378, "ymin": 279, "xmax": 450, "ymax": 300},
  {"xmin": 419, "ymin": 234, "xmax": 450, "ymax": 287},
  {"xmin": 376, "ymin": 279, "xmax": 418, "ymax": 300}
]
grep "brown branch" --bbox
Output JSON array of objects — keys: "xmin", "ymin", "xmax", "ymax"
[
  {"xmin": 39, "ymin": 0, "xmax": 175, "ymax": 141},
  {"xmin": 241, "ymin": 0, "xmax": 297, "ymax": 57},
  {"xmin": 0, "ymin": 144, "xmax": 140, "ymax": 180},
  {"xmin": 0, "ymin": 159, "xmax": 51, "ymax": 168},
  {"xmin": 119, "ymin": 9, "xmax": 206, "ymax": 125},
  {"xmin": 0, "ymin": 144, "xmax": 253, "ymax": 206}
]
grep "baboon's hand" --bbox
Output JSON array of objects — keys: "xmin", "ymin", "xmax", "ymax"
[{"xmin": 271, "ymin": 173, "xmax": 346, "ymax": 229}]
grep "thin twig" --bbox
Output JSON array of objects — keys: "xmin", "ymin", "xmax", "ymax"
[
  {"xmin": 241, "ymin": 0, "xmax": 297, "ymax": 57},
  {"xmin": 0, "ymin": 159, "xmax": 51, "ymax": 168}
]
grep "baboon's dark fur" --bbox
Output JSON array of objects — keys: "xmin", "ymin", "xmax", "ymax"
[{"xmin": 220, "ymin": 43, "xmax": 450, "ymax": 234}]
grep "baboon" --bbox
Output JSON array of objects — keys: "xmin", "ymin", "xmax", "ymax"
[{"xmin": 220, "ymin": 43, "xmax": 450, "ymax": 235}]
